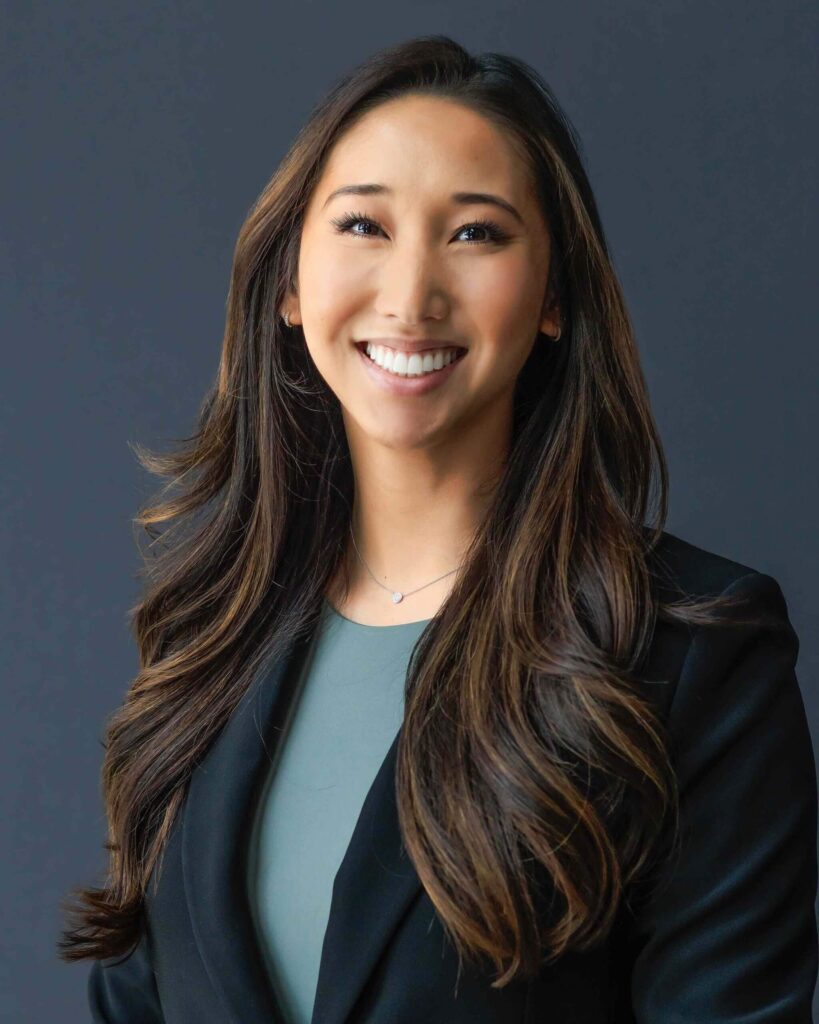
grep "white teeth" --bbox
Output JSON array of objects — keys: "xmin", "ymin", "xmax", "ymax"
[{"xmin": 364, "ymin": 343, "xmax": 463, "ymax": 377}]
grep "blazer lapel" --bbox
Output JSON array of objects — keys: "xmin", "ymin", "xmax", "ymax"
[
  {"xmin": 311, "ymin": 726, "xmax": 423, "ymax": 1024},
  {"xmin": 181, "ymin": 617, "xmax": 424, "ymax": 1024},
  {"xmin": 181, "ymin": 632, "xmax": 300, "ymax": 1023}
]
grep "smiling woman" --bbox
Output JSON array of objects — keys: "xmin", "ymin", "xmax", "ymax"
[
  {"xmin": 286, "ymin": 90, "xmax": 560, "ymax": 484},
  {"xmin": 59, "ymin": 34, "xmax": 817, "ymax": 1024}
]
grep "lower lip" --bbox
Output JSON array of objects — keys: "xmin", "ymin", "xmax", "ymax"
[{"xmin": 354, "ymin": 344, "xmax": 467, "ymax": 396}]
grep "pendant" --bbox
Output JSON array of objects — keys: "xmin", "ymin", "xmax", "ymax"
[{"xmin": 392, "ymin": 591, "xmax": 403, "ymax": 603}]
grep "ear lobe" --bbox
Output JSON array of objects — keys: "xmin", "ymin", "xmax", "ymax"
[
  {"xmin": 280, "ymin": 289, "xmax": 302, "ymax": 327},
  {"xmin": 539, "ymin": 289, "xmax": 561, "ymax": 337},
  {"xmin": 539, "ymin": 309, "xmax": 561, "ymax": 338}
]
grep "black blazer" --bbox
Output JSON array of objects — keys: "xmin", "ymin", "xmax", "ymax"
[{"xmin": 87, "ymin": 531, "xmax": 818, "ymax": 1022}]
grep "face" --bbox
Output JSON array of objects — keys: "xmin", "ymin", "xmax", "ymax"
[{"xmin": 284, "ymin": 94, "xmax": 560, "ymax": 452}]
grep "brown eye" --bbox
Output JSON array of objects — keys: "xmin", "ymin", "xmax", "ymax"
[
  {"xmin": 330, "ymin": 212, "xmax": 382, "ymax": 237},
  {"xmin": 455, "ymin": 219, "xmax": 508, "ymax": 244}
]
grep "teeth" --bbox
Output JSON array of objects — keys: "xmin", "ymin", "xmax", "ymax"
[{"xmin": 364, "ymin": 343, "xmax": 462, "ymax": 377}]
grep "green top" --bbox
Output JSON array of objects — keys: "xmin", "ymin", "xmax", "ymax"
[{"xmin": 246, "ymin": 597, "xmax": 433, "ymax": 1024}]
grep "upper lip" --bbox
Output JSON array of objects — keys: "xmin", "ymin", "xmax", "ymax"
[{"xmin": 357, "ymin": 338, "xmax": 465, "ymax": 354}]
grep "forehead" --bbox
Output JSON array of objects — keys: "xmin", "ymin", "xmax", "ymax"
[{"xmin": 311, "ymin": 95, "xmax": 534, "ymax": 209}]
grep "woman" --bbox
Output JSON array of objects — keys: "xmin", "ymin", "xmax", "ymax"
[{"xmin": 59, "ymin": 35, "xmax": 817, "ymax": 1022}]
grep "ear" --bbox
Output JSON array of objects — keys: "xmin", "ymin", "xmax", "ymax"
[
  {"xmin": 538, "ymin": 292, "xmax": 561, "ymax": 339},
  {"xmin": 279, "ymin": 285, "xmax": 302, "ymax": 327}
]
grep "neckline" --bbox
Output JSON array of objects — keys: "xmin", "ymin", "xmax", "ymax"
[{"xmin": 322, "ymin": 597, "xmax": 434, "ymax": 629}]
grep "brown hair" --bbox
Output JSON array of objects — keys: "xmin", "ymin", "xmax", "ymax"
[{"xmin": 58, "ymin": 35, "xmax": 767, "ymax": 987}]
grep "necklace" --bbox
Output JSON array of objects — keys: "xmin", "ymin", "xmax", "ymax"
[{"xmin": 348, "ymin": 521, "xmax": 463, "ymax": 604}]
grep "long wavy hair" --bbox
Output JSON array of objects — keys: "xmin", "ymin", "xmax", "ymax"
[{"xmin": 59, "ymin": 35, "xmax": 766, "ymax": 987}]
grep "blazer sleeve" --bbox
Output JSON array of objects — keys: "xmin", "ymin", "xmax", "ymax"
[
  {"xmin": 628, "ymin": 570, "xmax": 818, "ymax": 1022},
  {"xmin": 88, "ymin": 927, "xmax": 164, "ymax": 1023}
]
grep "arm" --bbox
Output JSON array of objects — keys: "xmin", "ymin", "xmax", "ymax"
[
  {"xmin": 629, "ymin": 571, "xmax": 818, "ymax": 1022},
  {"xmin": 88, "ymin": 927, "xmax": 164, "ymax": 1024}
]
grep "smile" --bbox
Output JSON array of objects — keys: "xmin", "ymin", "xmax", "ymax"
[
  {"xmin": 353, "ymin": 341, "xmax": 468, "ymax": 396},
  {"xmin": 359, "ymin": 342, "xmax": 467, "ymax": 378}
]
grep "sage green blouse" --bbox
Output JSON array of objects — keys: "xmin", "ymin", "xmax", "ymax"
[{"xmin": 246, "ymin": 598, "xmax": 433, "ymax": 1024}]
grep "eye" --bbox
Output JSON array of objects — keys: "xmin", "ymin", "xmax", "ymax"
[
  {"xmin": 329, "ymin": 211, "xmax": 510, "ymax": 245},
  {"xmin": 455, "ymin": 219, "xmax": 509, "ymax": 244},
  {"xmin": 330, "ymin": 211, "xmax": 382, "ymax": 239}
]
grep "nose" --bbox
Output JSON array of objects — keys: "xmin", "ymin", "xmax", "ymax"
[{"xmin": 373, "ymin": 241, "xmax": 448, "ymax": 326}]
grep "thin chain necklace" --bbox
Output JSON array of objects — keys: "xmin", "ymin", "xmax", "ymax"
[{"xmin": 348, "ymin": 521, "xmax": 463, "ymax": 604}]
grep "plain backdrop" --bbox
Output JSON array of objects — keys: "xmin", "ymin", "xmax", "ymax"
[{"xmin": 2, "ymin": 2, "xmax": 817, "ymax": 1020}]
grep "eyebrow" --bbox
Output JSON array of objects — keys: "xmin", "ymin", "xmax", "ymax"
[{"xmin": 321, "ymin": 183, "xmax": 524, "ymax": 225}]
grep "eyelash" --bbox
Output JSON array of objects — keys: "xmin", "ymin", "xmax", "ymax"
[{"xmin": 330, "ymin": 210, "xmax": 510, "ymax": 245}]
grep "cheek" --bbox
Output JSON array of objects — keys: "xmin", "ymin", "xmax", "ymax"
[
  {"xmin": 298, "ymin": 241, "xmax": 362, "ymax": 331},
  {"xmin": 457, "ymin": 255, "xmax": 540, "ymax": 335}
]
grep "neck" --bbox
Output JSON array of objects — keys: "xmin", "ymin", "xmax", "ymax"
[{"xmin": 339, "ymin": 410, "xmax": 510, "ymax": 605}]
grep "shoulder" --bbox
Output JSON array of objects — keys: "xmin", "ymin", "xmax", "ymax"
[
  {"xmin": 644, "ymin": 526, "xmax": 767, "ymax": 603},
  {"xmin": 637, "ymin": 528, "xmax": 799, "ymax": 721}
]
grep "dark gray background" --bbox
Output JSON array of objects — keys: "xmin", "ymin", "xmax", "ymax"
[{"xmin": 2, "ymin": 2, "xmax": 817, "ymax": 1019}]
